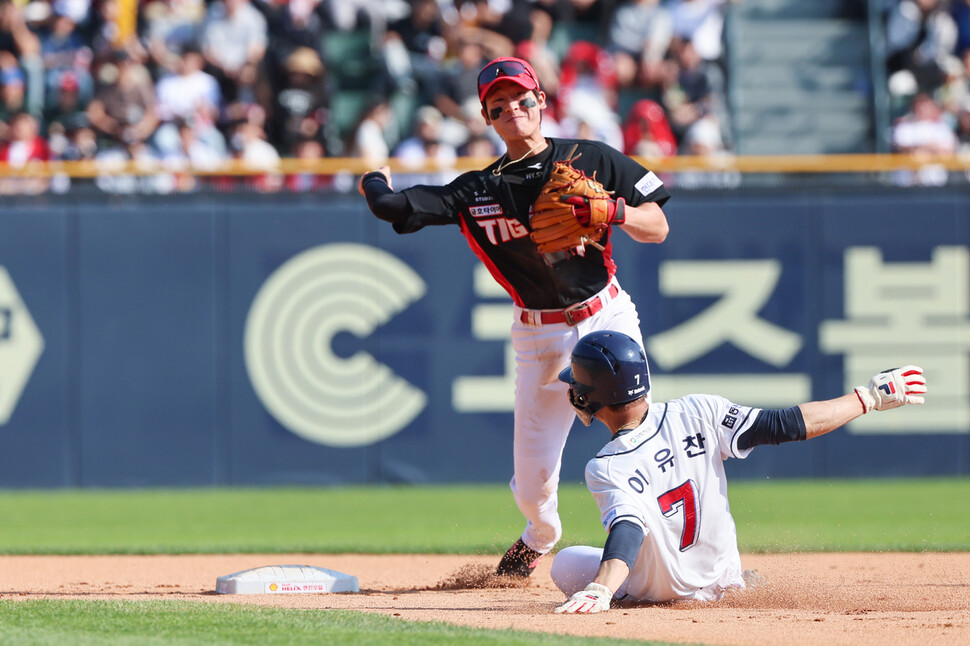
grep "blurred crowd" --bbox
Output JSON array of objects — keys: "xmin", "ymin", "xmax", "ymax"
[
  {"xmin": 883, "ymin": 0, "xmax": 970, "ymax": 180},
  {"xmin": 0, "ymin": 0, "xmax": 965, "ymax": 190},
  {"xmin": 0, "ymin": 0, "xmax": 735, "ymax": 180}
]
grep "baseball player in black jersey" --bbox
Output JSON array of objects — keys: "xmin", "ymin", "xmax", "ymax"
[{"xmin": 359, "ymin": 57, "xmax": 671, "ymax": 577}]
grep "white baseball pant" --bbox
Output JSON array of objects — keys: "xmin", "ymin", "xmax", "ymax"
[{"xmin": 509, "ymin": 279, "xmax": 647, "ymax": 554}]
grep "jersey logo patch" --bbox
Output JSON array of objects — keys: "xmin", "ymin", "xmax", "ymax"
[
  {"xmin": 635, "ymin": 171, "xmax": 663, "ymax": 196},
  {"xmin": 721, "ymin": 414, "xmax": 737, "ymax": 429},
  {"xmin": 469, "ymin": 204, "xmax": 504, "ymax": 218}
]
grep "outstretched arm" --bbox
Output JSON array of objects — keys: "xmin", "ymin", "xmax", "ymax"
[
  {"xmin": 799, "ymin": 393, "xmax": 867, "ymax": 440},
  {"xmin": 739, "ymin": 366, "xmax": 927, "ymax": 450},
  {"xmin": 357, "ymin": 166, "xmax": 413, "ymax": 224},
  {"xmin": 802, "ymin": 365, "xmax": 927, "ymax": 439}
]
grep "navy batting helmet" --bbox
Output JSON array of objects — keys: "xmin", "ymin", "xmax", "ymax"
[{"xmin": 558, "ymin": 331, "xmax": 650, "ymax": 425}]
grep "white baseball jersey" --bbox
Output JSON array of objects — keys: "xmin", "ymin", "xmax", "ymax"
[{"xmin": 585, "ymin": 393, "xmax": 760, "ymax": 602}]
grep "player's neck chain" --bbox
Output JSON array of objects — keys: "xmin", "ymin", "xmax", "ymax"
[
  {"xmin": 492, "ymin": 139, "xmax": 547, "ymax": 176},
  {"xmin": 614, "ymin": 409, "xmax": 650, "ymax": 436}
]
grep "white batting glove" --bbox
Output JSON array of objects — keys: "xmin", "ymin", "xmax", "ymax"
[
  {"xmin": 554, "ymin": 582, "xmax": 612, "ymax": 614},
  {"xmin": 855, "ymin": 365, "xmax": 927, "ymax": 413}
]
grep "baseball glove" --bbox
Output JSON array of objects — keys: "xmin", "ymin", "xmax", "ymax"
[{"xmin": 529, "ymin": 150, "xmax": 625, "ymax": 255}]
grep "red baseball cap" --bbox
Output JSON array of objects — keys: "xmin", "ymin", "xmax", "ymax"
[{"xmin": 477, "ymin": 57, "xmax": 540, "ymax": 104}]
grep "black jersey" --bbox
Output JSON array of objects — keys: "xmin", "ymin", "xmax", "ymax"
[{"xmin": 398, "ymin": 138, "xmax": 670, "ymax": 310}]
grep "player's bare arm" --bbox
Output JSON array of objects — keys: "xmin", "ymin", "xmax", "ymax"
[
  {"xmin": 590, "ymin": 558, "xmax": 631, "ymax": 596},
  {"xmin": 618, "ymin": 201, "xmax": 669, "ymax": 244},
  {"xmin": 554, "ymin": 518, "xmax": 643, "ymax": 614},
  {"xmin": 800, "ymin": 365, "xmax": 927, "ymax": 440}
]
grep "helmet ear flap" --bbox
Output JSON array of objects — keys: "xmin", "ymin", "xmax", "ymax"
[{"xmin": 568, "ymin": 387, "xmax": 595, "ymax": 426}]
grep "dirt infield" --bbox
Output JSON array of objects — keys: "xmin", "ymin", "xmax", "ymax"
[{"xmin": 2, "ymin": 553, "xmax": 968, "ymax": 645}]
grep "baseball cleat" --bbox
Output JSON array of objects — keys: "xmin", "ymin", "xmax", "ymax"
[{"xmin": 496, "ymin": 538, "xmax": 544, "ymax": 577}]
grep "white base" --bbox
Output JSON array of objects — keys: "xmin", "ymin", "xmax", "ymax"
[{"xmin": 216, "ymin": 564, "xmax": 359, "ymax": 595}]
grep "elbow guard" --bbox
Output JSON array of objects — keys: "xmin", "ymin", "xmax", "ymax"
[
  {"xmin": 738, "ymin": 406, "xmax": 807, "ymax": 451},
  {"xmin": 602, "ymin": 519, "xmax": 643, "ymax": 571}
]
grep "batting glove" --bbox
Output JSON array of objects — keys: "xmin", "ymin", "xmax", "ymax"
[
  {"xmin": 855, "ymin": 365, "xmax": 926, "ymax": 413},
  {"xmin": 554, "ymin": 582, "xmax": 612, "ymax": 614}
]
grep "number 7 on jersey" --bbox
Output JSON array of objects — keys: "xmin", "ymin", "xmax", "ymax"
[{"xmin": 658, "ymin": 480, "xmax": 700, "ymax": 551}]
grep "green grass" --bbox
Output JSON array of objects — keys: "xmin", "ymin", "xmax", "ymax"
[
  {"xmin": 0, "ymin": 478, "xmax": 967, "ymax": 554},
  {"xmin": 1, "ymin": 479, "xmax": 967, "ymax": 645},
  {"xmin": 728, "ymin": 478, "xmax": 970, "ymax": 552},
  {"xmin": 0, "ymin": 600, "xmax": 665, "ymax": 645}
]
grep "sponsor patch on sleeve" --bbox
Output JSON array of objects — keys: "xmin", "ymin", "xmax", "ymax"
[
  {"xmin": 721, "ymin": 414, "xmax": 737, "ymax": 429},
  {"xmin": 634, "ymin": 171, "xmax": 664, "ymax": 196}
]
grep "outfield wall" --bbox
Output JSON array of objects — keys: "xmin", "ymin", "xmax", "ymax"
[{"xmin": 0, "ymin": 186, "xmax": 967, "ymax": 487}]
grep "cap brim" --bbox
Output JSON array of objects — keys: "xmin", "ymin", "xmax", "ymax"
[
  {"xmin": 558, "ymin": 366, "xmax": 574, "ymax": 384},
  {"xmin": 478, "ymin": 76, "xmax": 538, "ymax": 104}
]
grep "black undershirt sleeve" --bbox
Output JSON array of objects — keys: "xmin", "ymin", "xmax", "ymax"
[
  {"xmin": 737, "ymin": 406, "xmax": 807, "ymax": 451},
  {"xmin": 360, "ymin": 172, "xmax": 412, "ymax": 224},
  {"xmin": 602, "ymin": 519, "xmax": 643, "ymax": 571}
]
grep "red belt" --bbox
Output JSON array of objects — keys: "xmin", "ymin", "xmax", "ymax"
[{"xmin": 520, "ymin": 283, "xmax": 620, "ymax": 326}]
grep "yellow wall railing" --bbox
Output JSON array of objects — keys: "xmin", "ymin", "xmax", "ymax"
[{"xmin": 0, "ymin": 154, "xmax": 968, "ymax": 178}]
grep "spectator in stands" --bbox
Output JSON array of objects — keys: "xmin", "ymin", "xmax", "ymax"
[
  {"xmin": 621, "ymin": 98, "xmax": 677, "ymax": 157},
  {"xmin": 560, "ymin": 98, "xmax": 624, "ymax": 151},
  {"xmin": 892, "ymin": 91, "xmax": 958, "ymax": 185},
  {"xmin": 86, "ymin": 49, "xmax": 158, "ymax": 150},
  {"xmin": 285, "ymin": 135, "xmax": 334, "ymax": 192},
  {"xmin": 676, "ymin": 113, "xmax": 740, "ymax": 188},
  {"xmin": 534, "ymin": 0, "xmax": 618, "ymax": 32},
  {"xmin": 433, "ymin": 38, "xmax": 489, "ymax": 148},
  {"xmin": 268, "ymin": 45, "xmax": 330, "ymax": 156},
  {"xmin": 392, "ymin": 104, "xmax": 457, "ymax": 170},
  {"xmin": 937, "ymin": 48, "xmax": 969, "ymax": 119},
  {"xmin": 893, "ymin": 91, "xmax": 959, "ymax": 152},
  {"xmin": 43, "ymin": 69, "xmax": 86, "ymax": 149},
  {"xmin": 0, "ymin": 0, "xmax": 43, "ymax": 116},
  {"xmin": 261, "ymin": 0, "xmax": 325, "ymax": 79},
  {"xmin": 226, "ymin": 108, "xmax": 283, "ymax": 191},
  {"xmin": 142, "ymin": 0, "xmax": 207, "ymax": 74},
  {"xmin": 1, "ymin": 110, "xmax": 48, "ymax": 160},
  {"xmin": 667, "ymin": 0, "xmax": 729, "ymax": 63},
  {"xmin": 383, "ymin": 0, "xmax": 452, "ymax": 97},
  {"xmin": 201, "ymin": 0, "xmax": 268, "ymax": 103},
  {"xmin": 40, "ymin": 4, "xmax": 94, "ymax": 106},
  {"xmin": 452, "ymin": 0, "xmax": 528, "ymax": 59},
  {"xmin": 662, "ymin": 39, "xmax": 727, "ymax": 144},
  {"xmin": 886, "ymin": 0, "xmax": 959, "ymax": 96},
  {"xmin": 228, "ymin": 107, "xmax": 279, "ymax": 168},
  {"xmin": 607, "ymin": 0, "xmax": 672, "ymax": 91},
  {"xmin": 319, "ymin": 0, "xmax": 386, "ymax": 34},
  {"xmin": 458, "ymin": 131, "xmax": 499, "ymax": 158},
  {"xmin": 56, "ymin": 114, "xmax": 97, "ymax": 161},
  {"xmin": 153, "ymin": 45, "xmax": 224, "ymax": 157},
  {"xmin": 88, "ymin": 0, "xmax": 148, "ymax": 66},
  {"xmin": 681, "ymin": 113, "xmax": 726, "ymax": 154},
  {"xmin": 160, "ymin": 116, "xmax": 225, "ymax": 169},
  {"xmin": 0, "ymin": 65, "xmax": 27, "ymax": 129},
  {"xmin": 0, "ymin": 110, "xmax": 50, "ymax": 194},
  {"xmin": 349, "ymin": 97, "xmax": 392, "ymax": 166},
  {"xmin": 556, "ymin": 40, "xmax": 620, "ymax": 146}
]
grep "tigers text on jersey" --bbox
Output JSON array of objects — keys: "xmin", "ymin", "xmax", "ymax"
[
  {"xmin": 396, "ymin": 137, "xmax": 670, "ymax": 310},
  {"xmin": 586, "ymin": 394, "xmax": 759, "ymax": 602}
]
